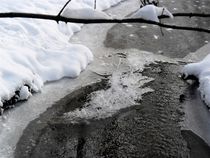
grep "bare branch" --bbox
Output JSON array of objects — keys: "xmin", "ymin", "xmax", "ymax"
[
  {"xmin": 159, "ymin": 8, "xmax": 165, "ymax": 36},
  {"xmin": 94, "ymin": 0, "xmax": 97, "ymax": 9},
  {"xmin": 57, "ymin": 0, "xmax": 72, "ymax": 17},
  {"xmin": 160, "ymin": 12, "xmax": 210, "ymax": 18},
  {"xmin": 0, "ymin": 12, "xmax": 210, "ymax": 33}
]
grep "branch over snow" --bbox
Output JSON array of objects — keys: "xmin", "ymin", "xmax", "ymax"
[
  {"xmin": 0, "ymin": 12, "xmax": 210, "ymax": 33},
  {"xmin": 57, "ymin": 0, "xmax": 72, "ymax": 17},
  {"xmin": 160, "ymin": 12, "xmax": 210, "ymax": 18}
]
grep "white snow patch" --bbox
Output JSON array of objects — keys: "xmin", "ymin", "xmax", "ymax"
[
  {"xmin": 129, "ymin": 34, "xmax": 135, "ymax": 37},
  {"xmin": 141, "ymin": 25, "xmax": 148, "ymax": 28},
  {"xmin": 166, "ymin": 28, "xmax": 173, "ymax": 32},
  {"xmin": 153, "ymin": 35, "xmax": 159, "ymax": 39},
  {"xmin": 125, "ymin": 24, "xmax": 133, "ymax": 27},
  {"xmin": 183, "ymin": 54, "xmax": 210, "ymax": 107},
  {"xmin": 0, "ymin": 0, "xmax": 124, "ymax": 106},
  {"xmin": 129, "ymin": 5, "xmax": 173, "ymax": 22},
  {"xmin": 19, "ymin": 86, "xmax": 32, "ymax": 101}
]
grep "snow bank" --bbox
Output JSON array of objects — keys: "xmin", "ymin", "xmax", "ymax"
[
  {"xmin": 0, "ymin": 0, "xmax": 123, "ymax": 107},
  {"xmin": 183, "ymin": 54, "xmax": 210, "ymax": 107},
  {"xmin": 129, "ymin": 5, "xmax": 173, "ymax": 22}
]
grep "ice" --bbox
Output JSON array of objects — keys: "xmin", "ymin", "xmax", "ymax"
[
  {"xmin": 183, "ymin": 54, "xmax": 210, "ymax": 107},
  {"xmin": 64, "ymin": 71, "xmax": 154, "ymax": 123},
  {"xmin": 129, "ymin": 5, "xmax": 173, "ymax": 22},
  {"xmin": 64, "ymin": 50, "xmax": 176, "ymax": 123}
]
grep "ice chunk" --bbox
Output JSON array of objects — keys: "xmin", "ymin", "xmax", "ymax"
[{"xmin": 64, "ymin": 72, "xmax": 154, "ymax": 123}]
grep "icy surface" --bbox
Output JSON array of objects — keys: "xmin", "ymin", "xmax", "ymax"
[
  {"xmin": 0, "ymin": 0, "xmax": 124, "ymax": 106},
  {"xmin": 64, "ymin": 72, "xmax": 154, "ymax": 123},
  {"xmin": 129, "ymin": 5, "xmax": 173, "ymax": 22},
  {"xmin": 183, "ymin": 54, "xmax": 210, "ymax": 107},
  {"xmin": 64, "ymin": 51, "xmax": 175, "ymax": 123}
]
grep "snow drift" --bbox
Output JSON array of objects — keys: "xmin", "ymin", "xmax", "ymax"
[
  {"xmin": 0, "ymin": 0, "xmax": 123, "ymax": 107},
  {"xmin": 183, "ymin": 54, "xmax": 210, "ymax": 108}
]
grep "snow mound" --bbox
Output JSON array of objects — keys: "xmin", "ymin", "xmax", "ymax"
[
  {"xmin": 62, "ymin": 8, "xmax": 112, "ymax": 19},
  {"xmin": 183, "ymin": 54, "xmax": 210, "ymax": 107},
  {"xmin": 129, "ymin": 5, "xmax": 173, "ymax": 22},
  {"xmin": 0, "ymin": 0, "xmax": 124, "ymax": 107},
  {"xmin": 19, "ymin": 86, "xmax": 32, "ymax": 101}
]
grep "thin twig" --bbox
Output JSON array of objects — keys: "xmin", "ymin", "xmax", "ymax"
[
  {"xmin": 94, "ymin": 0, "xmax": 97, "ymax": 10},
  {"xmin": 57, "ymin": 0, "xmax": 72, "ymax": 17},
  {"xmin": 0, "ymin": 12, "xmax": 210, "ymax": 33},
  {"xmin": 159, "ymin": 8, "xmax": 165, "ymax": 36},
  {"xmin": 140, "ymin": 0, "xmax": 145, "ymax": 7}
]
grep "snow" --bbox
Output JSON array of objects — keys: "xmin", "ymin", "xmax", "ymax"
[
  {"xmin": 62, "ymin": 8, "xmax": 112, "ymax": 19},
  {"xmin": 64, "ymin": 50, "xmax": 176, "ymax": 123},
  {"xmin": 19, "ymin": 86, "xmax": 32, "ymax": 101},
  {"xmin": 183, "ymin": 54, "xmax": 210, "ymax": 107},
  {"xmin": 0, "ymin": 0, "xmax": 124, "ymax": 107},
  {"xmin": 129, "ymin": 5, "xmax": 173, "ymax": 22},
  {"xmin": 64, "ymin": 71, "xmax": 154, "ymax": 123}
]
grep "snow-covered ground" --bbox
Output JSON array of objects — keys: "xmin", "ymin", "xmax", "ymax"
[{"xmin": 0, "ymin": 0, "xmax": 124, "ymax": 108}]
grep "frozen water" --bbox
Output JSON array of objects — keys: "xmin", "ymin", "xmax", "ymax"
[
  {"xmin": 64, "ymin": 71, "xmax": 154, "ymax": 123},
  {"xmin": 0, "ymin": 0, "xmax": 125, "ymax": 157},
  {"xmin": 64, "ymin": 50, "xmax": 176, "ymax": 123}
]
